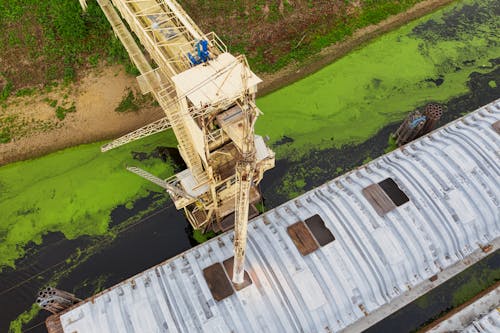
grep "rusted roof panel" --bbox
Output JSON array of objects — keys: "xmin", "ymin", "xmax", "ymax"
[
  {"xmin": 362, "ymin": 183, "xmax": 397, "ymax": 216},
  {"xmin": 287, "ymin": 221, "xmax": 320, "ymax": 256}
]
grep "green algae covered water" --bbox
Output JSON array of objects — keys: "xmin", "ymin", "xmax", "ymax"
[
  {"xmin": 0, "ymin": 131, "xmax": 178, "ymax": 270},
  {"xmin": 1, "ymin": 0, "xmax": 499, "ymax": 332},
  {"xmin": 257, "ymin": 0, "xmax": 499, "ymax": 159}
]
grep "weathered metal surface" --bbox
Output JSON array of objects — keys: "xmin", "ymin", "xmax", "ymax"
[
  {"xmin": 37, "ymin": 287, "xmax": 80, "ymax": 314},
  {"xmin": 53, "ymin": 99, "xmax": 500, "ymax": 332},
  {"xmin": 46, "ymin": 315, "xmax": 64, "ymax": 333},
  {"xmin": 395, "ymin": 103, "xmax": 444, "ymax": 146},
  {"xmin": 222, "ymin": 257, "xmax": 253, "ymax": 291},
  {"xmin": 394, "ymin": 110, "xmax": 426, "ymax": 146}
]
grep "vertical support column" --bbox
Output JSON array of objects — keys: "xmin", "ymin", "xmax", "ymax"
[{"xmin": 232, "ymin": 160, "xmax": 254, "ymax": 285}]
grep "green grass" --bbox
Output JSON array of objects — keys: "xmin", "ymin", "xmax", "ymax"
[
  {"xmin": 14, "ymin": 87, "xmax": 35, "ymax": 97},
  {"xmin": 451, "ymin": 266, "xmax": 500, "ymax": 307},
  {"xmin": 55, "ymin": 104, "xmax": 76, "ymax": 120},
  {"xmin": 0, "ymin": 127, "xmax": 12, "ymax": 143},
  {"xmin": 0, "ymin": 0, "xmax": 133, "ymax": 93},
  {"xmin": 0, "ymin": 131, "xmax": 178, "ymax": 271},
  {"xmin": 192, "ymin": 229, "xmax": 217, "ymax": 244},
  {"xmin": 0, "ymin": 80, "xmax": 13, "ymax": 102},
  {"xmin": 115, "ymin": 90, "xmax": 139, "ymax": 113}
]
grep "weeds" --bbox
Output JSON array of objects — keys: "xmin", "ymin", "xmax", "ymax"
[
  {"xmin": 44, "ymin": 98, "xmax": 58, "ymax": 108},
  {"xmin": 0, "ymin": 80, "xmax": 13, "ymax": 102},
  {"xmin": 115, "ymin": 90, "xmax": 139, "ymax": 113},
  {"xmin": 55, "ymin": 104, "xmax": 76, "ymax": 120},
  {"xmin": 192, "ymin": 229, "xmax": 217, "ymax": 243},
  {"xmin": 15, "ymin": 87, "xmax": 35, "ymax": 97},
  {"xmin": 0, "ymin": 127, "xmax": 11, "ymax": 143},
  {"xmin": 0, "ymin": 0, "xmax": 131, "ymax": 93}
]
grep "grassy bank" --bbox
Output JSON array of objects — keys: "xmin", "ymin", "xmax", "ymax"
[
  {"xmin": 179, "ymin": 0, "xmax": 428, "ymax": 72},
  {"xmin": 0, "ymin": 0, "xmax": 132, "ymax": 94},
  {"xmin": 0, "ymin": 0, "xmax": 430, "ymax": 98}
]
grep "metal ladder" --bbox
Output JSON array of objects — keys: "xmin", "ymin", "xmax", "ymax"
[{"xmin": 156, "ymin": 88, "xmax": 208, "ymax": 184}]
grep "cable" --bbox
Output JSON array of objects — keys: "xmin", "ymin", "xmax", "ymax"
[{"xmin": 21, "ymin": 320, "xmax": 45, "ymax": 333}]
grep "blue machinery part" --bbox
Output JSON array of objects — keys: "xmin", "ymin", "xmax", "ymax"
[
  {"xmin": 187, "ymin": 39, "xmax": 210, "ymax": 66},
  {"xmin": 410, "ymin": 116, "xmax": 426, "ymax": 129}
]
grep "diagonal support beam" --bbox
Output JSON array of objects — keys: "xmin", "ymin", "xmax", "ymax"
[
  {"xmin": 126, "ymin": 166, "xmax": 195, "ymax": 200},
  {"xmin": 101, "ymin": 117, "xmax": 171, "ymax": 152}
]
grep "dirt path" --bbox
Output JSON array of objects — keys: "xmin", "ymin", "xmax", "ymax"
[{"xmin": 0, "ymin": 0, "xmax": 455, "ymax": 165}]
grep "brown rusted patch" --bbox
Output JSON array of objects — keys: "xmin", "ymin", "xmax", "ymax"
[
  {"xmin": 481, "ymin": 244, "xmax": 493, "ymax": 253},
  {"xmin": 287, "ymin": 221, "xmax": 319, "ymax": 256},
  {"xmin": 203, "ymin": 263, "xmax": 234, "ymax": 301},
  {"xmin": 358, "ymin": 304, "xmax": 369, "ymax": 316},
  {"xmin": 429, "ymin": 274, "xmax": 438, "ymax": 282},
  {"xmin": 45, "ymin": 314, "xmax": 64, "ymax": 333},
  {"xmin": 362, "ymin": 183, "xmax": 397, "ymax": 216}
]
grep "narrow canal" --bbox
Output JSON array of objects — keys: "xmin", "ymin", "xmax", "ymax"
[{"xmin": 0, "ymin": 0, "xmax": 499, "ymax": 331}]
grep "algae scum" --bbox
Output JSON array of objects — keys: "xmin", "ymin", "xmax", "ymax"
[{"xmin": 1, "ymin": 0, "xmax": 499, "ymax": 332}]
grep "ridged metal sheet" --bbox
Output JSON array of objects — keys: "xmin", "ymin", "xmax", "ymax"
[
  {"xmin": 462, "ymin": 307, "xmax": 500, "ymax": 333},
  {"xmin": 58, "ymin": 99, "xmax": 500, "ymax": 333}
]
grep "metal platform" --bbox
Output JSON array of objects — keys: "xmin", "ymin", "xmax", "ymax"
[{"xmin": 47, "ymin": 99, "xmax": 500, "ymax": 332}]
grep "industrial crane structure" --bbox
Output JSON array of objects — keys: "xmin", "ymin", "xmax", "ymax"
[{"xmin": 82, "ymin": 0, "xmax": 275, "ymax": 284}]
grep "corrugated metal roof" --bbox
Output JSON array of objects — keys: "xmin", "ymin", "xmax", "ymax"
[
  {"xmin": 461, "ymin": 308, "xmax": 500, "ymax": 333},
  {"xmin": 56, "ymin": 99, "xmax": 500, "ymax": 333}
]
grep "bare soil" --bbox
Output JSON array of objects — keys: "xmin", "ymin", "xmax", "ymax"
[
  {"xmin": 0, "ymin": 0, "xmax": 455, "ymax": 165},
  {"xmin": 0, "ymin": 65, "xmax": 163, "ymax": 165}
]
